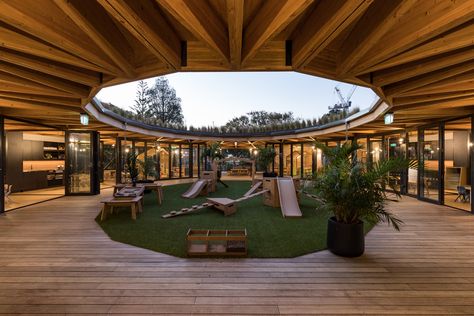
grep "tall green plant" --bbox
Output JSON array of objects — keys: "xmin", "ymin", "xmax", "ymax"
[
  {"xmin": 137, "ymin": 156, "xmax": 156, "ymax": 180},
  {"xmin": 256, "ymin": 146, "xmax": 276, "ymax": 172},
  {"xmin": 313, "ymin": 141, "xmax": 413, "ymax": 231},
  {"xmin": 125, "ymin": 152, "xmax": 139, "ymax": 181}
]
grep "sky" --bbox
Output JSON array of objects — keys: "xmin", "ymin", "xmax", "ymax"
[{"xmin": 96, "ymin": 72, "xmax": 379, "ymax": 127}]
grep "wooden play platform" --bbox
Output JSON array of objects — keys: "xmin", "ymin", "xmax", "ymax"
[
  {"xmin": 206, "ymin": 197, "xmax": 236, "ymax": 216},
  {"xmin": 186, "ymin": 229, "xmax": 247, "ymax": 257}
]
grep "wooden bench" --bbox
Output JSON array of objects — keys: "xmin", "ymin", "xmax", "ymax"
[{"xmin": 100, "ymin": 196, "xmax": 143, "ymax": 221}]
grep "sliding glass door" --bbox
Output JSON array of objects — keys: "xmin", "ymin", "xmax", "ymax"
[{"xmin": 65, "ymin": 131, "xmax": 99, "ymax": 195}]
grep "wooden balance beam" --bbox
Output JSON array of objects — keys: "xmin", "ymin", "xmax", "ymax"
[{"xmin": 161, "ymin": 189, "xmax": 269, "ymax": 219}]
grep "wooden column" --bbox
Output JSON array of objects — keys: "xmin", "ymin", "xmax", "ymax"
[
  {"xmin": 115, "ymin": 137, "xmax": 121, "ymax": 184},
  {"xmin": 0, "ymin": 116, "xmax": 5, "ymax": 214}
]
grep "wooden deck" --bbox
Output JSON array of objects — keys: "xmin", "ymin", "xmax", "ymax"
[{"xmin": 0, "ymin": 190, "xmax": 474, "ymax": 315}]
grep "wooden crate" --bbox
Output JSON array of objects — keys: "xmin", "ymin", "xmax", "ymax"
[{"xmin": 186, "ymin": 229, "xmax": 247, "ymax": 257}]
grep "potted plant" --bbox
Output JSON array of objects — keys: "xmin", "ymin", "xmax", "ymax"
[
  {"xmin": 125, "ymin": 152, "xmax": 139, "ymax": 186},
  {"xmin": 256, "ymin": 146, "xmax": 277, "ymax": 177},
  {"xmin": 313, "ymin": 141, "xmax": 411, "ymax": 257}
]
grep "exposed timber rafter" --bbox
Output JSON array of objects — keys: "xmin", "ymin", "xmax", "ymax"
[
  {"xmin": 242, "ymin": 0, "xmax": 313, "ymax": 66},
  {"xmin": 157, "ymin": 0, "xmax": 229, "ymax": 65},
  {"xmin": 98, "ymin": 0, "xmax": 181, "ymax": 70},
  {"xmin": 292, "ymin": 0, "xmax": 373, "ymax": 69},
  {"xmin": 54, "ymin": 0, "xmax": 136, "ymax": 78}
]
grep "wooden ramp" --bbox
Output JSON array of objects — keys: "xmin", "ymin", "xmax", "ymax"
[
  {"xmin": 181, "ymin": 179, "xmax": 207, "ymax": 198},
  {"xmin": 277, "ymin": 177, "xmax": 302, "ymax": 218},
  {"xmin": 244, "ymin": 181, "xmax": 262, "ymax": 196}
]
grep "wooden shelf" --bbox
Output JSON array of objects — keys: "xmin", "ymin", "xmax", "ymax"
[{"xmin": 186, "ymin": 229, "xmax": 247, "ymax": 257}]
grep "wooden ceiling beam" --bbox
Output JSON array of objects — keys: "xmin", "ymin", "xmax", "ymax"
[
  {"xmin": 337, "ymin": 0, "xmax": 416, "ymax": 75},
  {"xmin": 54, "ymin": 0, "xmax": 135, "ymax": 78},
  {"xmin": 393, "ymin": 90, "xmax": 474, "ymax": 107},
  {"xmin": 98, "ymin": 0, "xmax": 180, "ymax": 70},
  {"xmin": 384, "ymin": 60, "xmax": 474, "ymax": 97},
  {"xmin": 226, "ymin": 0, "xmax": 244, "ymax": 69},
  {"xmin": 0, "ymin": 1, "xmax": 124, "ymax": 76},
  {"xmin": 400, "ymin": 80, "xmax": 474, "ymax": 97},
  {"xmin": 0, "ymin": 48, "xmax": 101, "ymax": 87},
  {"xmin": 0, "ymin": 61, "xmax": 90, "ymax": 98},
  {"xmin": 0, "ymin": 75, "xmax": 74, "ymax": 98},
  {"xmin": 0, "ymin": 96, "xmax": 80, "ymax": 113},
  {"xmin": 0, "ymin": 24, "xmax": 110, "ymax": 74},
  {"xmin": 242, "ymin": 0, "xmax": 313, "ymax": 66},
  {"xmin": 372, "ymin": 47, "xmax": 474, "ymax": 87},
  {"xmin": 0, "ymin": 92, "xmax": 81, "ymax": 107},
  {"xmin": 292, "ymin": 0, "xmax": 372, "ymax": 69},
  {"xmin": 360, "ymin": 20, "xmax": 474, "ymax": 75},
  {"xmin": 157, "ymin": 0, "xmax": 229, "ymax": 65},
  {"xmin": 393, "ymin": 96, "xmax": 474, "ymax": 112},
  {"xmin": 351, "ymin": 0, "xmax": 474, "ymax": 74}
]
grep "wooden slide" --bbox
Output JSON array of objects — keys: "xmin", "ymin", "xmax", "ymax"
[
  {"xmin": 277, "ymin": 178, "xmax": 302, "ymax": 218},
  {"xmin": 244, "ymin": 181, "xmax": 262, "ymax": 197},
  {"xmin": 181, "ymin": 180, "xmax": 208, "ymax": 198}
]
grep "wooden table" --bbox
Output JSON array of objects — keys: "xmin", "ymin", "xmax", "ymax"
[
  {"xmin": 114, "ymin": 183, "xmax": 163, "ymax": 204},
  {"xmin": 100, "ymin": 196, "xmax": 143, "ymax": 221}
]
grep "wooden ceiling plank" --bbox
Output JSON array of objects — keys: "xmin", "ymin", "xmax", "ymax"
[
  {"xmin": 394, "ymin": 90, "xmax": 474, "ymax": 107},
  {"xmin": 0, "ymin": 25, "xmax": 110, "ymax": 74},
  {"xmin": 0, "ymin": 1, "xmax": 124, "ymax": 76},
  {"xmin": 0, "ymin": 48, "xmax": 100, "ymax": 86},
  {"xmin": 158, "ymin": 0, "xmax": 229, "ymax": 65},
  {"xmin": 0, "ymin": 82, "xmax": 74, "ymax": 98},
  {"xmin": 0, "ymin": 74, "xmax": 74, "ymax": 98},
  {"xmin": 226, "ymin": 0, "xmax": 244, "ymax": 69},
  {"xmin": 54, "ymin": 0, "xmax": 136, "ymax": 78},
  {"xmin": 242, "ymin": 0, "xmax": 313, "ymax": 65},
  {"xmin": 337, "ymin": 0, "xmax": 416, "ymax": 75},
  {"xmin": 352, "ymin": 0, "xmax": 474, "ymax": 74},
  {"xmin": 292, "ymin": 0, "xmax": 372, "ymax": 69},
  {"xmin": 373, "ymin": 47, "xmax": 474, "ymax": 87},
  {"xmin": 400, "ymin": 80, "xmax": 474, "ymax": 97},
  {"xmin": 98, "ymin": 0, "xmax": 180, "ymax": 70},
  {"xmin": 361, "ymin": 21, "xmax": 474, "ymax": 74},
  {"xmin": 0, "ymin": 92, "xmax": 81, "ymax": 107},
  {"xmin": 384, "ymin": 60, "xmax": 474, "ymax": 97},
  {"xmin": 0, "ymin": 61, "xmax": 90, "ymax": 98},
  {"xmin": 0, "ymin": 96, "xmax": 80, "ymax": 113}
]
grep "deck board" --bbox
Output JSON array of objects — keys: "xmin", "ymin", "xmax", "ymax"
[{"xmin": 0, "ymin": 189, "xmax": 474, "ymax": 314}]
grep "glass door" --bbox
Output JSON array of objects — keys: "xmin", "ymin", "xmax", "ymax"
[
  {"xmin": 420, "ymin": 127, "xmax": 441, "ymax": 202},
  {"xmin": 65, "ymin": 131, "xmax": 99, "ymax": 195}
]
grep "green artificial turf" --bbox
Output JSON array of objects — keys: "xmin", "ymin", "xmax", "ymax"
[{"xmin": 97, "ymin": 181, "xmax": 374, "ymax": 258}]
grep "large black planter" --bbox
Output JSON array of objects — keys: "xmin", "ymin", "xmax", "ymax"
[
  {"xmin": 327, "ymin": 216, "xmax": 364, "ymax": 257},
  {"xmin": 263, "ymin": 171, "xmax": 277, "ymax": 177}
]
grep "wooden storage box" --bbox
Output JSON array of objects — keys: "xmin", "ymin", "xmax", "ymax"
[{"xmin": 186, "ymin": 229, "xmax": 247, "ymax": 257}]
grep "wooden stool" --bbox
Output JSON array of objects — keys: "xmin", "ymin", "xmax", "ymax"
[{"xmin": 100, "ymin": 196, "xmax": 143, "ymax": 221}]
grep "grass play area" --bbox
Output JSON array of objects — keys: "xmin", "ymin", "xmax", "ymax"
[{"xmin": 97, "ymin": 181, "xmax": 373, "ymax": 258}]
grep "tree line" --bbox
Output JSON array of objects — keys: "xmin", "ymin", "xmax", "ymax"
[{"xmin": 99, "ymin": 77, "xmax": 360, "ymax": 134}]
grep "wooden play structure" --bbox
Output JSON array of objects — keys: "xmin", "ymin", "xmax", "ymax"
[
  {"xmin": 163, "ymin": 177, "xmax": 303, "ymax": 219},
  {"xmin": 162, "ymin": 186, "xmax": 269, "ymax": 218},
  {"xmin": 181, "ymin": 170, "xmax": 217, "ymax": 198},
  {"xmin": 262, "ymin": 177, "xmax": 302, "ymax": 217},
  {"xmin": 186, "ymin": 229, "xmax": 247, "ymax": 257}
]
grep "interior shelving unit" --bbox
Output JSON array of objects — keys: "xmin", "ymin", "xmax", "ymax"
[{"xmin": 186, "ymin": 229, "xmax": 247, "ymax": 257}]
